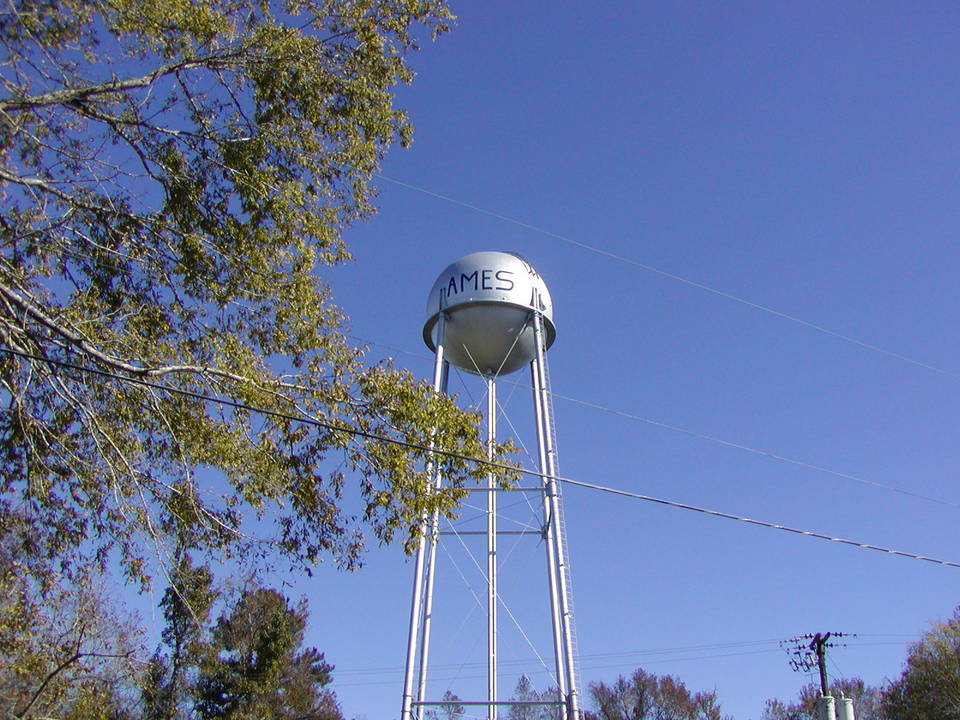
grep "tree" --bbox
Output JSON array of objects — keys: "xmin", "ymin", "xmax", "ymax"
[
  {"xmin": 140, "ymin": 566, "xmax": 345, "ymax": 720},
  {"xmin": 141, "ymin": 555, "xmax": 219, "ymax": 720},
  {"xmin": 0, "ymin": 0, "xmax": 512, "ymax": 588},
  {"xmin": 507, "ymin": 674, "xmax": 562, "ymax": 720},
  {"xmin": 194, "ymin": 586, "xmax": 343, "ymax": 720},
  {"xmin": 762, "ymin": 679, "xmax": 884, "ymax": 720},
  {"xmin": 424, "ymin": 689, "xmax": 465, "ymax": 720},
  {"xmin": 586, "ymin": 669, "xmax": 729, "ymax": 720},
  {"xmin": 0, "ymin": 543, "xmax": 141, "ymax": 720},
  {"xmin": 881, "ymin": 607, "xmax": 960, "ymax": 720}
]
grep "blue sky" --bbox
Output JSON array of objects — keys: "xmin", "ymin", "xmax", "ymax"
[{"xmin": 246, "ymin": 3, "xmax": 960, "ymax": 718}]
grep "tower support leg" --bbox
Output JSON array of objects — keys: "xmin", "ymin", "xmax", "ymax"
[
  {"xmin": 531, "ymin": 309, "xmax": 581, "ymax": 720},
  {"xmin": 402, "ymin": 303, "xmax": 579, "ymax": 720},
  {"xmin": 416, "ymin": 356, "xmax": 450, "ymax": 705},
  {"xmin": 487, "ymin": 376, "xmax": 498, "ymax": 720},
  {"xmin": 531, "ymin": 357, "xmax": 567, "ymax": 704},
  {"xmin": 401, "ymin": 314, "xmax": 448, "ymax": 720}
]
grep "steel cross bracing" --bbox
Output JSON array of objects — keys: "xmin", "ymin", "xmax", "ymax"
[{"xmin": 400, "ymin": 307, "xmax": 581, "ymax": 720}]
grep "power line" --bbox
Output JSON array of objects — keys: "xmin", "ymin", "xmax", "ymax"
[
  {"xmin": 546, "ymin": 390, "xmax": 960, "ymax": 509},
  {"xmin": 374, "ymin": 173, "xmax": 956, "ymax": 380},
  {"xmin": 294, "ymin": 637, "xmax": 916, "ymax": 691},
  {"xmin": 559, "ymin": 475, "xmax": 960, "ymax": 568},
  {"xmin": 335, "ymin": 648, "xmax": 788, "ymax": 688},
  {"xmin": 4, "ymin": 345, "xmax": 959, "ymax": 570},
  {"xmin": 333, "ymin": 634, "xmax": 914, "ymax": 678},
  {"xmin": 335, "ymin": 638, "xmax": 785, "ymax": 677},
  {"xmin": 352, "ymin": 334, "xmax": 960, "ymax": 510}
]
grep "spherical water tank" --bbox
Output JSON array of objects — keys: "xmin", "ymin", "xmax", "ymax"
[{"xmin": 423, "ymin": 251, "xmax": 556, "ymax": 376}]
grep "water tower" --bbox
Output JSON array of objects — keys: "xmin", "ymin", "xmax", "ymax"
[{"xmin": 400, "ymin": 251, "xmax": 581, "ymax": 720}]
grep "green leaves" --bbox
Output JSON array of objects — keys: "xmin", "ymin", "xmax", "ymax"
[
  {"xmin": 882, "ymin": 607, "xmax": 960, "ymax": 720},
  {"xmin": 143, "ymin": 561, "xmax": 343, "ymax": 720},
  {"xmin": 195, "ymin": 585, "xmax": 342, "ymax": 720},
  {"xmin": 0, "ymin": 562, "xmax": 142, "ymax": 720},
  {"xmin": 0, "ymin": 0, "xmax": 486, "ymax": 589}
]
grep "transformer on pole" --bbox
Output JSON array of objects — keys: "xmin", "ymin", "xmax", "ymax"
[
  {"xmin": 781, "ymin": 632, "xmax": 855, "ymax": 720},
  {"xmin": 400, "ymin": 251, "xmax": 580, "ymax": 720}
]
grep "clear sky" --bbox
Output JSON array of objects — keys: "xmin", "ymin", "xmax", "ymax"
[{"xmin": 248, "ymin": 3, "xmax": 960, "ymax": 718}]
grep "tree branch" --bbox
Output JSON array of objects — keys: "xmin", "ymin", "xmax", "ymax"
[
  {"xmin": 0, "ymin": 54, "xmax": 242, "ymax": 113},
  {"xmin": 13, "ymin": 649, "xmax": 135, "ymax": 720},
  {"xmin": 0, "ymin": 281, "xmax": 311, "ymax": 400}
]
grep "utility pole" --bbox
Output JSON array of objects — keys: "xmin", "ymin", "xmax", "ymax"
[
  {"xmin": 781, "ymin": 632, "xmax": 854, "ymax": 720},
  {"xmin": 810, "ymin": 632, "xmax": 832, "ymax": 696},
  {"xmin": 781, "ymin": 632, "xmax": 853, "ymax": 694}
]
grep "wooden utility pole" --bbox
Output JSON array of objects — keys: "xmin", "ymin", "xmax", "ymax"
[
  {"xmin": 781, "ymin": 631, "xmax": 852, "ymax": 695},
  {"xmin": 809, "ymin": 632, "xmax": 832, "ymax": 696}
]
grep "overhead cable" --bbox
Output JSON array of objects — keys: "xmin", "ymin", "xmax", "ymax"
[
  {"xmin": 335, "ymin": 648, "xmax": 786, "ymax": 688},
  {"xmin": 374, "ymin": 174, "xmax": 955, "ymax": 380},
  {"xmin": 4, "ymin": 345, "xmax": 959, "ymax": 570},
  {"xmin": 335, "ymin": 638, "xmax": 784, "ymax": 677},
  {"xmin": 546, "ymin": 390, "xmax": 960, "ymax": 509},
  {"xmin": 556, "ymin": 475, "xmax": 960, "ymax": 568},
  {"xmin": 329, "ymin": 635, "xmax": 915, "ymax": 682},
  {"xmin": 352, "ymin": 335, "xmax": 959, "ymax": 509}
]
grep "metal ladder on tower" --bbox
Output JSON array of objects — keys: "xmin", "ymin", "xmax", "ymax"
[{"xmin": 539, "ymin": 348, "xmax": 582, "ymax": 703}]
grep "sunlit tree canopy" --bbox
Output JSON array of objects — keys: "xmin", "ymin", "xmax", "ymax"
[{"xmin": 0, "ymin": 0, "xmax": 513, "ymax": 586}]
